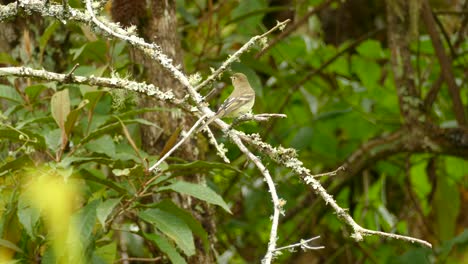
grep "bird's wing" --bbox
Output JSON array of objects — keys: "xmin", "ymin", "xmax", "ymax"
[{"xmin": 216, "ymin": 94, "xmax": 254, "ymax": 116}]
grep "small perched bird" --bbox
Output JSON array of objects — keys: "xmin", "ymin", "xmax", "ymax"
[{"xmin": 198, "ymin": 73, "xmax": 255, "ymax": 132}]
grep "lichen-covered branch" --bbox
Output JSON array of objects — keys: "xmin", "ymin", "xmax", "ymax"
[{"xmin": 0, "ymin": 66, "xmax": 175, "ymax": 102}]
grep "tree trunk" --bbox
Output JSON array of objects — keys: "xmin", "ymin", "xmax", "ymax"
[{"xmin": 111, "ymin": 1, "xmax": 216, "ymax": 262}]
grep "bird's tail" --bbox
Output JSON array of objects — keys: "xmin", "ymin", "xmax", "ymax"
[{"xmin": 195, "ymin": 114, "xmax": 218, "ymax": 133}]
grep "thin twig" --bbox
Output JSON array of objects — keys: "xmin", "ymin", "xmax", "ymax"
[
  {"xmin": 255, "ymin": 0, "xmax": 338, "ymax": 58},
  {"xmin": 149, "ymin": 114, "xmax": 207, "ymax": 172},
  {"xmin": 194, "ymin": 19, "xmax": 291, "ymax": 91},
  {"xmin": 236, "ymin": 113, "xmax": 287, "ymax": 122},
  {"xmin": 310, "ymin": 166, "xmax": 345, "ymax": 178},
  {"xmin": 421, "ymin": 0, "xmax": 466, "ymax": 126},
  {"xmin": 228, "ymin": 133, "xmax": 282, "ymax": 263},
  {"xmin": 262, "ymin": 28, "xmax": 384, "ymax": 137},
  {"xmin": 235, "ymin": 131, "xmax": 433, "ymax": 248},
  {"xmin": 115, "ymin": 257, "xmax": 162, "ymax": 263},
  {"xmin": 273, "ymin": 236, "xmax": 324, "ymax": 252}
]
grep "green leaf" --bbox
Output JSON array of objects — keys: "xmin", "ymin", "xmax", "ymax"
[
  {"xmin": 410, "ymin": 159, "xmax": 431, "ymax": 214},
  {"xmin": 39, "ymin": 21, "xmax": 60, "ymax": 56},
  {"xmin": 351, "ymin": 55, "xmax": 381, "ymax": 90},
  {"xmin": 71, "ymin": 41, "xmax": 107, "ymax": 63},
  {"xmin": 144, "ymin": 233, "xmax": 186, "ymax": 264},
  {"xmin": 177, "ymin": 6, "xmax": 198, "ymax": 26},
  {"xmin": 79, "ymin": 168, "xmax": 127, "ymax": 195},
  {"xmin": 110, "ymin": 107, "xmax": 169, "ymax": 121},
  {"xmin": 60, "ymin": 155, "xmax": 114, "ymax": 167},
  {"xmin": 0, "ymin": 155, "xmax": 34, "ymax": 175},
  {"xmin": 0, "ymin": 52, "xmax": 18, "ymax": 65},
  {"xmin": 0, "ymin": 238, "xmax": 23, "ymax": 253},
  {"xmin": 93, "ymin": 241, "xmax": 117, "ymax": 264},
  {"xmin": 356, "ymin": 39, "xmax": 385, "ymax": 59},
  {"xmin": 80, "ymin": 119, "xmax": 159, "ymax": 145},
  {"xmin": 158, "ymin": 181, "xmax": 231, "ymax": 213},
  {"xmin": 16, "ymin": 114, "xmax": 53, "ymax": 129},
  {"xmin": 395, "ymin": 248, "xmax": 431, "ymax": 264},
  {"xmin": 43, "ymin": 128, "xmax": 61, "ymax": 152},
  {"xmin": 271, "ymin": 36, "xmax": 307, "ymax": 64},
  {"xmin": 155, "ymin": 200, "xmax": 210, "ymax": 253},
  {"xmin": 0, "ymin": 84, "xmax": 22, "ymax": 103},
  {"xmin": 433, "ymin": 172, "xmax": 460, "ymax": 241},
  {"xmin": 64, "ymin": 99, "xmax": 89, "ymax": 137},
  {"xmin": 139, "ymin": 208, "xmax": 195, "ymax": 256},
  {"xmin": 17, "ymin": 191, "xmax": 40, "ymax": 238},
  {"xmin": 445, "ymin": 156, "xmax": 468, "ymax": 181},
  {"xmin": 166, "ymin": 160, "xmax": 248, "ymax": 177},
  {"xmin": 84, "ymin": 135, "xmax": 116, "ymax": 158},
  {"xmin": 290, "ymin": 126, "xmax": 314, "ymax": 150},
  {"xmin": 41, "ymin": 245, "xmax": 56, "ymax": 264},
  {"xmin": 70, "ymin": 199, "xmax": 98, "ymax": 248},
  {"xmin": 96, "ymin": 198, "xmax": 121, "ymax": 229},
  {"xmin": 230, "ymin": 0, "xmax": 269, "ymax": 34},
  {"xmin": 438, "ymin": 229, "xmax": 468, "ymax": 259}
]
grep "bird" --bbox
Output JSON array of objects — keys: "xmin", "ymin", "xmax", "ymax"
[{"xmin": 197, "ymin": 72, "xmax": 255, "ymax": 132}]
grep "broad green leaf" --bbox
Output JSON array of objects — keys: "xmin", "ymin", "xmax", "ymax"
[
  {"xmin": 17, "ymin": 191, "xmax": 40, "ymax": 238},
  {"xmin": 0, "ymin": 52, "xmax": 18, "ymax": 65},
  {"xmin": 395, "ymin": 248, "xmax": 432, "ymax": 264},
  {"xmin": 64, "ymin": 99, "xmax": 89, "ymax": 137},
  {"xmin": 139, "ymin": 208, "xmax": 195, "ymax": 256},
  {"xmin": 0, "ymin": 155, "xmax": 34, "ymax": 175},
  {"xmin": 445, "ymin": 156, "xmax": 468, "ymax": 181},
  {"xmin": 84, "ymin": 135, "xmax": 116, "ymax": 158},
  {"xmin": 71, "ymin": 41, "xmax": 107, "ymax": 63},
  {"xmin": 80, "ymin": 119, "xmax": 159, "ymax": 145},
  {"xmin": 356, "ymin": 39, "xmax": 385, "ymax": 59},
  {"xmin": 144, "ymin": 233, "xmax": 186, "ymax": 264},
  {"xmin": 43, "ymin": 128, "xmax": 61, "ymax": 152},
  {"xmin": 433, "ymin": 172, "xmax": 459, "ymax": 241},
  {"xmin": 230, "ymin": 0, "xmax": 268, "ymax": 34},
  {"xmin": 409, "ymin": 159, "xmax": 431, "ymax": 213},
  {"xmin": 290, "ymin": 126, "xmax": 314, "ymax": 150},
  {"xmin": 166, "ymin": 160, "xmax": 248, "ymax": 177},
  {"xmin": 96, "ymin": 198, "xmax": 121, "ymax": 229},
  {"xmin": 0, "ymin": 238, "xmax": 23, "ymax": 253},
  {"xmin": 438, "ymin": 229, "xmax": 468, "ymax": 260},
  {"xmin": 93, "ymin": 241, "xmax": 117, "ymax": 264},
  {"xmin": 328, "ymin": 55, "xmax": 350, "ymax": 76},
  {"xmin": 60, "ymin": 156, "xmax": 114, "ymax": 167},
  {"xmin": 0, "ymin": 84, "xmax": 22, "ymax": 103},
  {"xmin": 41, "ymin": 246, "xmax": 55, "ymax": 264},
  {"xmin": 16, "ymin": 114, "xmax": 53, "ymax": 129},
  {"xmin": 148, "ymin": 174, "xmax": 172, "ymax": 187},
  {"xmin": 158, "ymin": 181, "xmax": 231, "ymax": 213},
  {"xmin": 272, "ymin": 36, "xmax": 308, "ymax": 65},
  {"xmin": 351, "ymin": 55, "xmax": 381, "ymax": 90},
  {"xmin": 177, "ymin": 6, "xmax": 198, "ymax": 26},
  {"xmin": 70, "ymin": 199, "xmax": 98, "ymax": 249},
  {"xmin": 79, "ymin": 168, "xmax": 127, "ymax": 195},
  {"xmin": 156, "ymin": 200, "xmax": 210, "ymax": 252}
]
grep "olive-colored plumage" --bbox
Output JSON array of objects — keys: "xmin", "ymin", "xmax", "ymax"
[{"xmin": 198, "ymin": 73, "xmax": 256, "ymax": 132}]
